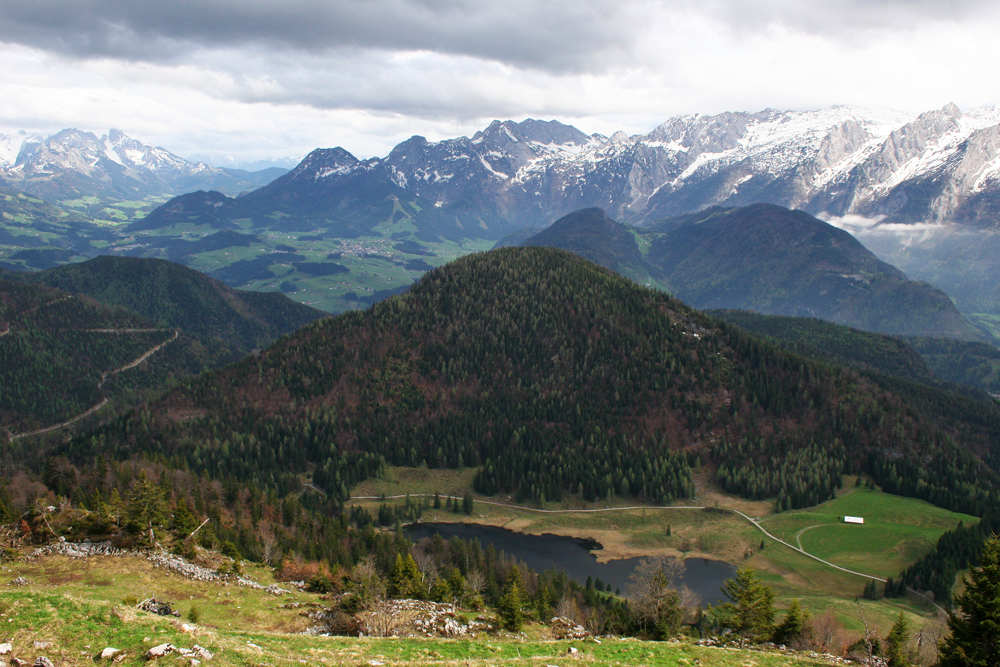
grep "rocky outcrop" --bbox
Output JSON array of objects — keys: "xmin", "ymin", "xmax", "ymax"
[{"xmin": 25, "ymin": 540, "xmax": 297, "ymax": 592}]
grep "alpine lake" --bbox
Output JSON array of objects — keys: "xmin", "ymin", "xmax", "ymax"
[{"xmin": 405, "ymin": 522, "xmax": 736, "ymax": 605}]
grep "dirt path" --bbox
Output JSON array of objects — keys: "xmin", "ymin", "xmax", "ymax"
[
  {"xmin": 794, "ymin": 523, "xmax": 835, "ymax": 550},
  {"xmin": 7, "ymin": 330, "xmax": 178, "ymax": 442},
  {"xmin": 76, "ymin": 328, "xmax": 167, "ymax": 333}
]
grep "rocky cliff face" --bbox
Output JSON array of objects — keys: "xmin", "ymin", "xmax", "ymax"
[{"xmin": 261, "ymin": 105, "xmax": 1000, "ymax": 235}]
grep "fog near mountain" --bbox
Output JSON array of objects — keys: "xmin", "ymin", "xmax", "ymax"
[
  {"xmin": 847, "ymin": 225, "xmax": 1000, "ymax": 331},
  {"xmin": 187, "ymin": 153, "xmax": 302, "ymax": 171}
]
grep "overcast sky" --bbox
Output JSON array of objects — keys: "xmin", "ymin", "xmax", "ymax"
[{"xmin": 1, "ymin": 0, "xmax": 998, "ymax": 163}]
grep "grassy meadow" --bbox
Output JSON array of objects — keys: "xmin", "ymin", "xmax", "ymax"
[{"xmin": 0, "ymin": 561, "xmax": 834, "ymax": 667}]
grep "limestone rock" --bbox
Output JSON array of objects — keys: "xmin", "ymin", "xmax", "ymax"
[
  {"xmin": 146, "ymin": 644, "xmax": 176, "ymax": 659},
  {"xmin": 191, "ymin": 645, "xmax": 213, "ymax": 661}
]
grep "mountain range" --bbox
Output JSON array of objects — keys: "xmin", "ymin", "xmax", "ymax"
[
  {"xmin": 0, "ymin": 129, "xmax": 285, "ymax": 200},
  {"xmin": 5, "ymin": 104, "xmax": 1000, "ymax": 328},
  {"xmin": 18, "ymin": 103, "xmax": 995, "ymax": 241},
  {"xmin": 179, "ymin": 103, "xmax": 1000, "ymax": 240}
]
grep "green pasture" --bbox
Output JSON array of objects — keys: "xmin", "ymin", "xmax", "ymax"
[{"xmin": 758, "ymin": 487, "xmax": 976, "ymax": 579}]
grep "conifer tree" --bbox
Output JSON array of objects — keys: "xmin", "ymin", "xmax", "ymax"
[
  {"xmin": 773, "ymin": 598, "xmax": 810, "ymax": 646},
  {"xmin": 172, "ymin": 496, "xmax": 197, "ymax": 536},
  {"xmin": 391, "ymin": 553, "xmax": 423, "ymax": 599},
  {"xmin": 497, "ymin": 567, "xmax": 526, "ymax": 631},
  {"xmin": 127, "ymin": 471, "xmax": 166, "ymax": 544},
  {"xmin": 713, "ymin": 567, "xmax": 775, "ymax": 648},
  {"xmin": 938, "ymin": 536, "xmax": 1000, "ymax": 666},
  {"xmin": 883, "ymin": 612, "xmax": 911, "ymax": 667}
]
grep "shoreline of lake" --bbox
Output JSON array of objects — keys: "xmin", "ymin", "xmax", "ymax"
[{"xmin": 405, "ymin": 521, "xmax": 736, "ymax": 606}]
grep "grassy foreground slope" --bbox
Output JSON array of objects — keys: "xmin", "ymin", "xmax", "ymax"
[{"xmin": 0, "ymin": 555, "xmax": 830, "ymax": 667}]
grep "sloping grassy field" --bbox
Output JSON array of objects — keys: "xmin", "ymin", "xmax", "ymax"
[{"xmin": 0, "ymin": 556, "xmax": 834, "ymax": 667}]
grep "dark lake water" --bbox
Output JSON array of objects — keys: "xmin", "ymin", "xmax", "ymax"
[{"xmin": 404, "ymin": 522, "xmax": 736, "ymax": 606}]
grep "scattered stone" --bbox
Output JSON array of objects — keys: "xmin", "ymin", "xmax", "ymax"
[
  {"xmin": 146, "ymin": 643, "xmax": 176, "ymax": 659},
  {"xmin": 189, "ymin": 660, "xmax": 201, "ymax": 666},
  {"xmin": 367, "ymin": 661, "xmax": 384, "ymax": 666},
  {"xmin": 11, "ymin": 658, "xmax": 28, "ymax": 667},
  {"xmin": 30, "ymin": 643, "xmax": 50, "ymax": 650},
  {"xmin": 8, "ymin": 578, "xmax": 31, "ymax": 587},
  {"xmin": 138, "ymin": 597, "xmax": 180, "ymax": 617},
  {"xmin": 245, "ymin": 642, "xmax": 262, "ymax": 651},
  {"xmin": 99, "ymin": 648, "xmax": 121, "ymax": 660},
  {"xmin": 191, "ymin": 646, "xmax": 213, "ymax": 661},
  {"xmin": 179, "ymin": 624, "xmax": 196, "ymax": 633},
  {"xmin": 26, "ymin": 541, "xmax": 273, "ymax": 589},
  {"xmin": 0, "ymin": 643, "xmax": 11, "ymax": 655},
  {"xmin": 33, "ymin": 658, "xmax": 54, "ymax": 667},
  {"xmin": 550, "ymin": 616, "xmax": 589, "ymax": 640},
  {"xmin": 567, "ymin": 646, "xmax": 580, "ymax": 655}
]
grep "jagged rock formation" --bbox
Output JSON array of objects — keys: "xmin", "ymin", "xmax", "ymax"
[
  {"xmin": 217, "ymin": 104, "xmax": 1000, "ymax": 239},
  {"xmin": 0, "ymin": 129, "xmax": 268, "ymax": 199}
]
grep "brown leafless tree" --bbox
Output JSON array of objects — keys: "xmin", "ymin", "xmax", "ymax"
[
  {"xmin": 808, "ymin": 607, "xmax": 850, "ymax": 655},
  {"xmin": 627, "ymin": 555, "xmax": 697, "ymax": 634},
  {"xmin": 255, "ymin": 524, "xmax": 281, "ymax": 566},
  {"xmin": 358, "ymin": 599, "xmax": 414, "ymax": 637},
  {"xmin": 352, "ymin": 555, "xmax": 387, "ymax": 607}
]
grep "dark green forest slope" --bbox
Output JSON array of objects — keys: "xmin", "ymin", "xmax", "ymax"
[
  {"xmin": 0, "ymin": 280, "xmax": 180, "ymax": 434},
  {"xmin": 519, "ymin": 205, "xmax": 981, "ymax": 341},
  {"xmin": 1, "ymin": 258, "xmax": 326, "ymax": 436},
  {"xmin": 709, "ymin": 310, "xmax": 1000, "ymax": 397},
  {"xmin": 521, "ymin": 208, "xmax": 663, "ymax": 287},
  {"xmin": 63, "ymin": 248, "xmax": 1000, "ymax": 519},
  {"xmin": 24, "ymin": 256, "xmax": 326, "ymax": 352}
]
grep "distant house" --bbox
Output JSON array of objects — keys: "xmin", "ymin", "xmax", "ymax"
[{"xmin": 844, "ymin": 516, "xmax": 864, "ymax": 524}]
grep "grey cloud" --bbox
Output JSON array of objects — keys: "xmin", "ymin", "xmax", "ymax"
[
  {"xmin": 0, "ymin": 0, "xmax": 636, "ymax": 73},
  {"xmin": 691, "ymin": 0, "xmax": 999, "ymax": 34}
]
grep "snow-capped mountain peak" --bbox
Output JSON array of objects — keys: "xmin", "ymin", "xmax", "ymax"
[
  {"xmin": 0, "ymin": 128, "xmax": 269, "ymax": 201},
  {"xmin": 282, "ymin": 103, "xmax": 1000, "ymax": 230}
]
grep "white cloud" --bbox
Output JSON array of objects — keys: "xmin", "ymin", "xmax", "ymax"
[{"xmin": 1, "ymin": 1, "xmax": 1000, "ymax": 160}]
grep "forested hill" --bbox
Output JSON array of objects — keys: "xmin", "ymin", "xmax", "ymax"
[
  {"xmin": 646, "ymin": 204, "xmax": 980, "ymax": 340},
  {"xmin": 707, "ymin": 310, "xmax": 1000, "ymax": 398},
  {"xmin": 1, "ymin": 258, "xmax": 324, "ymax": 436},
  {"xmin": 23, "ymin": 256, "xmax": 326, "ymax": 353},
  {"xmin": 520, "ymin": 208, "xmax": 663, "ymax": 288},
  {"xmin": 60, "ymin": 248, "xmax": 1000, "ymax": 518},
  {"xmin": 518, "ymin": 204, "xmax": 981, "ymax": 341},
  {"xmin": 0, "ymin": 279, "xmax": 188, "ymax": 434}
]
